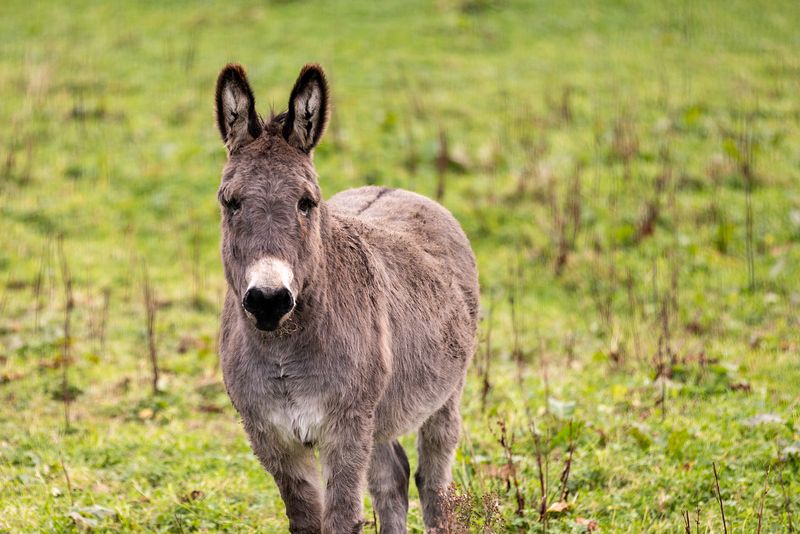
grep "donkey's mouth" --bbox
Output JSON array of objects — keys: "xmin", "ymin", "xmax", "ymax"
[
  {"xmin": 243, "ymin": 309, "xmax": 299, "ymax": 337},
  {"xmin": 254, "ymin": 316, "xmax": 283, "ymax": 332},
  {"xmin": 242, "ymin": 306, "xmax": 294, "ymax": 332}
]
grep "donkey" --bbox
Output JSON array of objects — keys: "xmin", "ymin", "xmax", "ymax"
[{"xmin": 214, "ymin": 63, "xmax": 479, "ymax": 534}]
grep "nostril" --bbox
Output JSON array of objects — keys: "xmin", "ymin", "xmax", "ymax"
[
  {"xmin": 242, "ymin": 287, "xmax": 294, "ymax": 317},
  {"xmin": 273, "ymin": 287, "xmax": 294, "ymax": 315},
  {"xmin": 242, "ymin": 287, "xmax": 266, "ymax": 314}
]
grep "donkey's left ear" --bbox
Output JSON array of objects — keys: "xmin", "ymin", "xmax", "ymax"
[{"xmin": 282, "ymin": 64, "xmax": 330, "ymax": 153}]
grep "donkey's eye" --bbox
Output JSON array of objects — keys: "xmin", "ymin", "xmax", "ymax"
[
  {"xmin": 225, "ymin": 197, "xmax": 242, "ymax": 215},
  {"xmin": 297, "ymin": 196, "xmax": 316, "ymax": 216}
]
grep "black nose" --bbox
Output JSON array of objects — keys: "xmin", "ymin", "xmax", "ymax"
[{"xmin": 242, "ymin": 287, "xmax": 295, "ymax": 331}]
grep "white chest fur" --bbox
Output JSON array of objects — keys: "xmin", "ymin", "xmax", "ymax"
[{"xmin": 264, "ymin": 399, "xmax": 324, "ymax": 445}]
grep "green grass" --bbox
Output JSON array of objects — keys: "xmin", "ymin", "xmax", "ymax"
[{"xmin": 1, "ymin": 0, "xmax": 800, "ymax": 531}]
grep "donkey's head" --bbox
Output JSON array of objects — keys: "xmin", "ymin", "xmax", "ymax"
[{"xmin": 215, "ymin": 63, "xmax": 330, "ymax": 332}]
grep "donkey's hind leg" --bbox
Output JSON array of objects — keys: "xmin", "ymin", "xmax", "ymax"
[
  {"xmin": 368, "ymin": 440, "xmax": 410, "ymax": 534},
  {"xmin": 415, "ymin": 394, "xmax": 461, "ymax": 532}
]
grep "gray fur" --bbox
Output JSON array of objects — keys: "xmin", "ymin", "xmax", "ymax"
[{"xmin": 214, "ymin": 63, "xmax": 479, "ymax": 534}]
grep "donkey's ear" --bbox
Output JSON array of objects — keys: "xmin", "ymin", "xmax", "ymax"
[
  {"xmin": 215, "ymin": 64, "xmax": 262, "ymax": 154},
  {"xmin": 282, "ymin": 64, "xmax": 330, "ymax": 153}
]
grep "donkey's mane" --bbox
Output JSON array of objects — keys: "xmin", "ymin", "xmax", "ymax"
[{"xmin": 264, "ymin": 110, "xmax": 288, "ymax": 135}]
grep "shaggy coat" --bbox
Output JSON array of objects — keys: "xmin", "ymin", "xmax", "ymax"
[{"xmin": 215, "ymin": 63, "xmax": 478, "ymax": 534}]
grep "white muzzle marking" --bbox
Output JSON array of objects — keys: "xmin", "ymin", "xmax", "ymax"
[{"xmin": 245, "ymin": 257, "xmax": 295, "ymax": 296}]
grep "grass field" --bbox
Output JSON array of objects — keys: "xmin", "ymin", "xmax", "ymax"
[{"xmin": 1, "ymin": 0, "xmax": 800, "ymax": 532}]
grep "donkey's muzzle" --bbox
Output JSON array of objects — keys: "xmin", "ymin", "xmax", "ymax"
[{"xmin": 242, "ymin": 287, "xmax": 295, "ymax": 331}]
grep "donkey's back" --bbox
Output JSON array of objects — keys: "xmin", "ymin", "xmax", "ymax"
[{"xmin": 331, "ymin": 186, "xmax": 477, "ymax": 290}]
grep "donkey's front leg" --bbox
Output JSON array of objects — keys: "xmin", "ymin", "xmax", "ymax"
[
  {"xmin": 319, "ymin": 413, "xmax": 375, "ymax": 534},
  {"xmin": 247, "ymin": 425, "xmax": 323, "ymax": 533}
]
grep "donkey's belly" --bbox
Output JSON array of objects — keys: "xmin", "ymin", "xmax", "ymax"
[
  {"xmin": 372, "ymin": 380, "xmax": 459, "ymax": 441},
  {"xmin": 372, "ymin": 304, "xmax": 475, "ymax": 441}
]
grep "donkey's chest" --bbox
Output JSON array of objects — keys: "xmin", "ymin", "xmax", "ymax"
[{"xmin": 229, "ymin": 359, "xmax": 326, "ymax": 445}]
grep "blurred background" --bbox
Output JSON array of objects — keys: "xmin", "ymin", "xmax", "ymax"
[{"xmin": 1, "ymin": 0, "xmax": 799, "ymax": 531}]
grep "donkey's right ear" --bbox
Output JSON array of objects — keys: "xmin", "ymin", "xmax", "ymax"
[{"xmin": 215, "ymin": 64, "xmax": 262, "ymax": 154}]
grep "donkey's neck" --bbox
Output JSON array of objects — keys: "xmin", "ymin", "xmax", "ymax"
[
  {"xmin": 308, "ymin": 201, "xmax": 374, "ymax": 319},
  {"xmin": 296, "ymin": 202, "xmax": 342, "ymax": 324}
]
